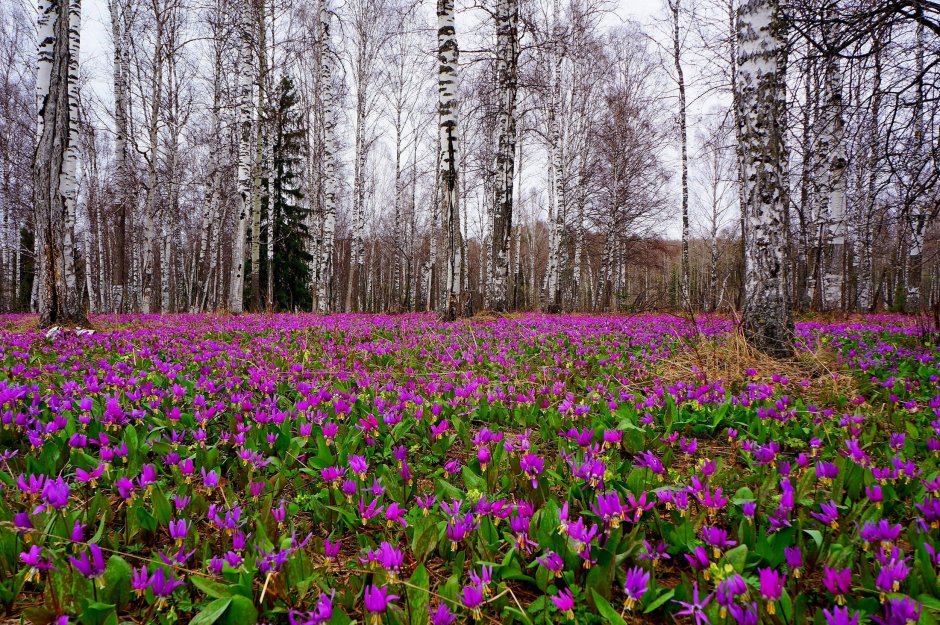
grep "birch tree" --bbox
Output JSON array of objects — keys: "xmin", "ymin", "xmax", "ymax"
[
  {"xmin": 34, "ymin": 0, "xmax": 87, "ymax": 327},
  {"xmin": 438, "ymin": 0, "xmax": 465, "ymax": 321},
  {"xmin": 317, "ymin": 0, "xmax": 337, "ymax": 313},
  {"xmin": 667, "ymin": 0, "xmax": 690, "ymax": 307},
  {"xmin": 230, "ymin": 0, "xmax": 254, "ymax": 314},
  {"xmin": 736, "ymin": 0, "xmax": 792, "ymax": 355},
  {"xmin": 489, "ymin": 0, "xmax": 519, "ymax": 311}
]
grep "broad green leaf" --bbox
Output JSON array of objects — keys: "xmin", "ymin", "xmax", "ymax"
[{"xmin": 591, "ymin": 589, "xmax": 627, "ymax": 625}]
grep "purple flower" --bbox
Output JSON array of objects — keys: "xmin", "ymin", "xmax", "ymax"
[
  {"xmin": 289, "ymin": 592, "xmax": 335, "ymax": 625},
  {"xmin": 700, "ymin": 526, "xmax": 736, "ymax": 557},
  {"xmin": 822, "ymin": 566, "xmax": 851, "ymax": 603},
  {"xmin": 460, "ymin": 583, "xmax": 484, "ymax": 619},
  {"xmin": 674, "ymin": 583, "xmax": 712, "ymax": 625},
  {"xmin": 537, "ymin": 551, "xmax": 564, "ymax": 576},
  {"xmin": 551, "ymin": 588, "xmax": 575, "ymax": 619},
  {"xmin": 811, "ymin": 500, "xmax": 840, "ymax": 528},
  {"xmin": 872, "ymin": 597, "xmax": 921, "ymax": 625},
  {"xmin": 784, "ymin": 546, "xmax": 803, "ymax": 577},
  {"xmin": 429, "ymin": 603, "xmax": 456, "ymax": 625},
  {"xmin": 34, "ymin": 477, "xmax": 70, "ymax": 514},
  {"xmin": 684, "ymin": 545, "xmax": 710, "ymax": 572},
  {"xmin": 875, "ymin": 557, "xmax": 910, "ymax": 595},
  {"xmin": 447, "ymin": 512, "xmax": 477, "ymax": 550},
  {"xmin": 20, "ymin": 545, "xmax": 54, "ymax": 582},
  {"xmin": 519, "ymin": 453, "xmax": 544, "ymax": 488},
  {"xmin": 623, "ymin": 566, "xmax": 650, "ymax": 610},
  {"xmin": 150, "ymin": 568, "xmax": 184, "ymax": 608},
  {"xmin": 168, "ymin": 519, "xmax": 190, "ymax": 543},
  {"xmin": 758, "ymin": 568, "xmax": 786, "ymax": 613},
  {"xmin": 323, "ymin": 538, "xmax": 342, "ymax": 561},
  {"xmin": 716, "ymin": 574, "xmax": 747, "ymax": 608},
  {"xmin": 728, "ymin": 602, "xmax": 759, "ymax": 625},
  {"xmin": 823, "ymin": 606, "xmax": 861, "ymax": 625},
  {"xmin": 68, "ymin": 544, "xmax": 106, "ymax": 582},
  {"xmin": 364, "ymin": 584, "xmax": 398, "ymax": 621},
  {"xmin": 132, "ymin": 566, "xmax": 150, "ymax": 597}
]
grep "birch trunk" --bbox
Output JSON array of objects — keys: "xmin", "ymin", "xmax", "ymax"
[
  {"xmin": 906, "ymin": 19, "xmax": 927, "ymax": 312},
  {"xmin": 822, "ymin": 49, "xmax": 847, "ymax": 311},
  {"xmin": 546, "ymin": 46, "xmax": 566, "ymax": 312},
  {"xmin": 317, "ymin": 0, "xmax": 337, "ymax": 313},
  {"xmin": 141, "ymin": 0, "xmax": 163, "ymax": 314},
  {"xmin": 438, "ymin": 0, "xmax": 464, "ymax": 321},
  {"xmin": 35, "ymin": 0, "xmax": 87, "ymax": 327},
  {"xmin": 250, "ymin": 20, "xmax": 268, "ymax": 312},
  {"xmin": 230, "ymin": 1, "xmax": 253, "ymax": 314},
  {"xmin": 109, "ymin": 0, "xmax": 130, "ymax": 311},
  {"xmin": 737, "ymin": 0, "xmax": 792, "ymax": 356},
  {"xmin": 669, "ymin": 0, "xmax": 690, "ymax": 308},
  {"xmin": 346, "ymin": 76, "xmax": 367, "ymax": 312},
  {"xmin": 857, "ymin": 39, "xmax": 881, "ymax": 312},
  {"xmin": 61, "ymin": 0, "xmax": 81, "ymax": 307},
  {"xmin": 489, "ymin": 0, "xmax": 518, "ymax": 311}
]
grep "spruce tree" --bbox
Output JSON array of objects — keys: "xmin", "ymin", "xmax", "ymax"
[{"xmin": 264, "ymin": 76, "xmax": 312, "ymax": 311}]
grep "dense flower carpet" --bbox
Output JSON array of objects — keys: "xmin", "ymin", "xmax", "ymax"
[{"xmin": 1, "ymin": 313, "xmax": 938, "ymax": 625}]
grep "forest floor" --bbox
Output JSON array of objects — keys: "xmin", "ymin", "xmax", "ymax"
[{"xmin": 0, "ymin": 312, "xmax": 938, "ymax": 625}]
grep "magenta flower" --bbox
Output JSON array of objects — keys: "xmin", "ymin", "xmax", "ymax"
[
  {"xmin": 537, "ymin": 551, "xmax": 564, "ymax": 576},
  {"xmin": 623, "ymin": 566, "xmax": 650, "ymax": 610},
  {"xmin": 429, "ymin": 603, "xmax": 456, "ymax": 625},
  {"xmin": 811, "ymin": 500, "xmax": 840, "ymax": 528},
  {"xmin": 550, "ymin": 588, "xmax": 575, "ymax": 619},
  {"xmin": 289, "ymin": 592, "xmax": 335, "ymax": 625},
  {"xmin": 758, "ymin": 568, "xmax": 785, "ymax": 614},
  {"xmin": 519, "ymin": 453, "xmax": 544, "ymax": 488},
  {"xmin": 872, "ymin": 597, "xmax": 921, "ymax": 625},
  {"xmin": 823, "ymin": 606, "xmax": 861, "ymax": 625},
  {"xmin": 674, "ymin": 583, "xmax": 712, "ymax": 625},
  {"xmin": 20, "ymin": 545, "xmax": 54, "ymax": 582},
  {"xmin": 68, "ymin": 544, "xmax": 106, "ymax": 582},
  {"xmin": 822, "ymin": 566, "xmax": 851, "ymax": 603},
  {"xmin": 35, "ymin": 477, "xmax": 69, "ymax": 514},
  {"xmin": 150, "ymin": 568, "xmax": 185, "ymax": 608},
  {"xmin": 461, "ymin": 583, "xmax": 484, "ymax": 619}
]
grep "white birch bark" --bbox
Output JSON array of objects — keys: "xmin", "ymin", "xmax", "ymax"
[
  {"xmin": 669, "ymin": 0, "xmax": 690, "ymax": 308},
  {"xmin": 438, "ymin": 0, "xmax": 464, "ymax": 320},
  {"xmin": 61, "ymin": 0, "xmax": 81, "ymax": 306},
  {"xmin": 230, "ymin": 1, "xmax": 253, "ymax": 314},
  {"xmin": 489, "ymin": 0, "xmax": 518, "ymax": 311},
  {"xmin": 317, "ymin": 0, "xmax": 337, "ymax": 313},
  {"xmin": 141, "ymin": 0, "xmax": 163, "ymax": 314},
  {"xmin": 545, "ymin": 14, "xmax": 566, "ymax": 311},
  {"xmin": 737, "ymin": 0, "xmax": 792, "ymax": 355},
  {"xmin": 108, "ymin": 0, "xmax": 130, "ymax": 312},
  {"xmin": 34, "ymin": 0, "xmax": 86, "ymax": 326},
  {"xmin": 822, "ymin": 50, "xmax": 847, "ymax": 311},
  {"xmin": 906, "ymin": 20, "xmax": 927, "ymax": 312},
  {"xmin": 857, "ymin": 40, "xmax": 881, "ymax": 312}
]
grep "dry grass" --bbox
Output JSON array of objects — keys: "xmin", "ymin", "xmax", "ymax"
[{"xmin": 656, "ymin": 325, "xmax": 859, "ymax": 406}]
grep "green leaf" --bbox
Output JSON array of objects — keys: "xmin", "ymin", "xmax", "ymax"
[
  {"xmin": 219, "ymin": 594, "xmax": 258, "ymax": 625},
  {"xmin": 803, "ymin": 529, "xmax": 823, "ymax": 551},
  {"xmin": 411, "ymin": 518, "xmax": 439, "ymax": 563},
  {"xmin": 722, "ymin": 544, "xmax": 748, "ymax": 573},
  {"xmin": 591, "ymin": 589, "xmax": 628, "ymax": 625},
  {"xmin": 152, "ymin": 489, "xmax": 172, "ymax": 525},
  {"xmin": 79, "ymin": 601, "xmax": 118, "ymax": 625},
  {"xmin": 407, "ymin": 564, "xmax": 430, "ymax": 625},
  {"xmin": 643, "ymin": 588, "xmax": 674, "ymax": 614},
  {"xmin": 189, "ymin": 598, "xmax": 232, "ymax": 625},
  {"xmin": 191, "ymin": 576, "xmax": 232, "ymax": 599},
  {"xmin": 101, "ymin": 555, "xmax": 132, "ymax": 608}
]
